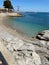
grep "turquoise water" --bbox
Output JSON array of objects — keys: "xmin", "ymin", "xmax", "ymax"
[{"xmin": 4, "ymin": 12, "xmax": 49, "ymax": 37}]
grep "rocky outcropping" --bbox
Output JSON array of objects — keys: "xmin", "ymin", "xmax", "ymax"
[
  {"xmin": 10, "ymin": 42, "xmax": 41, "ymax": 65},
  {"xmin": 0, "ymin": 28, "xmax": 49, "ymax": 65},
  {"xmin": 6, "ymin": 40, "xmax": 49, "ymax": 65},
  {"xmin": 36, "ymin": 30, "xmax": 49, "ymax": 41}
]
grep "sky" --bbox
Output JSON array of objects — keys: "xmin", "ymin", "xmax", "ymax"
[{"xmin": 0, "ymin": 0, "xmax": 49, "ymax": 12}]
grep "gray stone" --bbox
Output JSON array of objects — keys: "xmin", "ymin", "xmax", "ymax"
[{"xmin": 36, "ymin": 30, "xmax": 49, "ymax": 41}]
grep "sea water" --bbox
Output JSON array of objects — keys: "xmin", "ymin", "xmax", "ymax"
[{"xmin": 4, "ymin": 12, "xmax": 49, "ymax": 37}]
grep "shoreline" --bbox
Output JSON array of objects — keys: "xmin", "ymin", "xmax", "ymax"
[
  {"xmin": 1, "ymin": 17, "xmax": 37, "ymax": 42},
  {"xmin": 3, "ymin": 23, "xmax": 37, "ymax": 42},
  {"xmin": 0, "ymin": 14, "xmax": 49, "ymax": 65}
]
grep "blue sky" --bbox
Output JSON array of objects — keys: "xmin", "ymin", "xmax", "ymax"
[{"xmin": 0, "ymin": 0, "xmax": 49, "ymax": 12}]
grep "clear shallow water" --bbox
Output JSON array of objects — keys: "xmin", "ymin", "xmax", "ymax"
[{"xmin": 4, "ymin": 12, "xmax": 49, "ymax": 37}]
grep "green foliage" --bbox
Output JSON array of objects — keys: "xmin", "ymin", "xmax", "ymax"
[{"xmin": 3, "ymin": 0, "xmax": 13, "ymax": 10}]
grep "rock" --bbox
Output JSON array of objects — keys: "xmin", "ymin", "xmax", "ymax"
[
  {"xmin": 36, "ymin": 35, "xmax": 46, "ymax": 40},
  {"xmin": 43, "ymin": 30, "xmax": 49, "ymax": 38},
  {"xmin": 19, "ymin": 43, "xmax": 35, "ymax": 51},
  {"xmin": 17, "ymin": 58, "xmax": 26, "ymax": 65},
  {"xmin": 13, "ymin": 40, "xmax": 24, "ymax": 50},
  {"xmin": 39, "ymin": 40, "xmax": 46, "ymax": 47},
  {"xmin": 40, "ymin": 56, "xmax": 49, "ymax": 65},
  {"xmin": 36, "ymin": 30, "xmax": 49, "ymax": 41},
  {"xmin": 2, "ymin": 29, "xmax": 49, "ymax": 65},
  {"xmin": 32, "ymin": 52, "xmax": 41, "ymax": 65},
  {"xmin": 47, "ymin": 42, "xmax": 49, "ymax": 50},
  {"xmin": 32, "ymin": 40, "xmax": 45, "ymax": 47},
  {"xmin": 15, "ymin": 51, "xmax": 41, "ymax": 65},
  {"xmin": 13, "ymin": 41, "xmax": 42, "ymax": 65},
  {"xmin": 47, "ymin": 42, "xmax": 49, "ymax": 46},
  {"xmin": 25, "ymin": 57, "xmax": 35, "ymax": 65},
  {"xmin": 25, "ymin": 53, "xmax": 41, "ymax": 65},
  {"xmin": 7, "ymin": 44, "xmax": 14, "ymax": 52}
]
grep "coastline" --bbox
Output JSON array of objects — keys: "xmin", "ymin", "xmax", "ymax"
[
  {"xmin": 0, "ymin": 14, "xmax": 49, "ymax": 65},
  {"xmin": 1, "ymin": 17, "xmax": 37, "ymax": 42}
]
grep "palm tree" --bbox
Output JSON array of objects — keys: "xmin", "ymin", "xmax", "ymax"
[{"xmin": 3, "ymin": 0, "xmax": 13, "ymax": 11}]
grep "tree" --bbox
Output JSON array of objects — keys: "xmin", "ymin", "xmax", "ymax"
[{"xmin": 3, "ymin": 0, "xmax": 13, "ymax": 11}]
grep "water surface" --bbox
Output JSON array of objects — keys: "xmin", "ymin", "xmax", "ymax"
[{"xmin": 4, "ymin": 12, "xmax": 49, "ymax": 37}]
